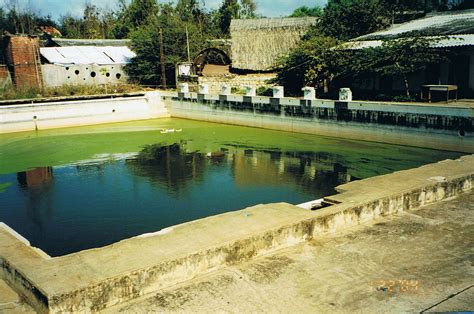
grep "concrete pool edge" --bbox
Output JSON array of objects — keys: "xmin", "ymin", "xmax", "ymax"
[{"xmin": 1, "ymin": 155, "xmax": 473, "ymax": 312}]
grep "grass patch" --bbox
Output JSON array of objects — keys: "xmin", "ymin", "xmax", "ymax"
[{"xmin": 0, "ymin": 84, "xmax": 149, "ymax": 101}]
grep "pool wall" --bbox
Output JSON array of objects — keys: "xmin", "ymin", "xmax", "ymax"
[
  {"xmin": 164, "ymin": 92, "xmax": 474, "ymax": 153},
  {"xmin": 1, "ymin": 90, "xmax": 473, "ymax": 152},
  {"xmin": 0, "ymin": 91, "xmax": 169, "ymax": 133},
  {"xmin": 1, "ymin": 155, "xmax": 473, "ymax": 312}
]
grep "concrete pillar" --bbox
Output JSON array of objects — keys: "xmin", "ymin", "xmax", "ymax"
[
  {"xmin": 302, "ymin": 87, "xmax": 315, "ymax": 100},
  {"xmin": 244, "ymin": 85, "xmax": 256, "ymax": 96},
  {"xmin": 339, "ymin": 88, "xmax": 353, "ymax": 101},
  {"xmin": 198, "ymin": 83, "xmax": 209, "ymax": 94},
  {"xmin": 272, "ymin": 86, "xmax": 284, "ymax": 98},
  {"xmin": 220, "ymin": 85, "xmax": 231, "ymax": 95},
  {"xmin": 178, "ymin": 83, "xmax": 189, "ymax": 93}
]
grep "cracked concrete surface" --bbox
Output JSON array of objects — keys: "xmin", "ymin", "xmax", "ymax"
[{"xmin": 108, "ymin": 192, "xmax": 474, "ymax": 313}]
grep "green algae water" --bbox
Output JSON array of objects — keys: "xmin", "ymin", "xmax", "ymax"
[{"xmin": 0, "ymin": 118, "xmax": 463, "ymax": 256}]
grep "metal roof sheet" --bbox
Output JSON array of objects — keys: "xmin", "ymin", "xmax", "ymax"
[
  {"xmin": 344, "ymin": 34, "xmax": 474, "ymax": 50},
  {"xmin": 357, "ymin": 9, "xmax": 474, "ymax": 40},
  {"xmin": 40, "ymin": 46, "xmax": 136, "ymax": 65}
]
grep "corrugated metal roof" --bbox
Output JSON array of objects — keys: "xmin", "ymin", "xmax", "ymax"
[
  {"xmin": 357, "ymin": 9, "xmax": 474, "ymax": 40},
  {"xmin": 343, "ymin": 34, "xmax": 474, "ymax": 50},
  {"xmin": 40, "ymin": 46, "xmax": 136, "ymax": 65}
]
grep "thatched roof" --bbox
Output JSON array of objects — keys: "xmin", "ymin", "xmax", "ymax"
[{"xmin": 230, "ymin": 17, "xmax": 317, "ymax": 71}]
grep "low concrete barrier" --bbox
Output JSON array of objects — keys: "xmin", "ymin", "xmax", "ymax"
[
  {"xmin": 1, "ymin": 155, "xmax": 473, "ymax": 312},
  {"xmin": 165, "ymin": 92, "xmax": 474, "ymax": 153},
  {"xmin": 0, "ymin": 91, "xmax": 170, "ymax": 133}
]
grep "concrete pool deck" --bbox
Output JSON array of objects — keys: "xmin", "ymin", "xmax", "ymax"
[
  {"xmin": 107, "ymin": 191, "xmax": 474, "ymax": 313},
  {"xmin": 0, "ymin": 155, "xmax": 473, "ymax": 312}
]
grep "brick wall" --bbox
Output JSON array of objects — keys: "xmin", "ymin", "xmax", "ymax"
[
  {"xmin": 0, "ymin": 65, "xmax": 12, "ymax": 88},
  {"xmin": 4, "ymin": 36, "xmax": 42, "ymax": 89}
]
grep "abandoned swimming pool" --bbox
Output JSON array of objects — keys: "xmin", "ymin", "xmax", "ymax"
[{"xmin": 0, "ymin": 118, "xmax": 463, "ymax": 256}]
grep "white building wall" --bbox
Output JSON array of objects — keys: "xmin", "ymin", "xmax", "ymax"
[{"xmin": 41, "ymin": 64, "xmax": 129, "ymax": 88}]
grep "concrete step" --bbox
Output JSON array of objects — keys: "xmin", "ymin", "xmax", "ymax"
[{"xmin": 0, "ymin": 279, "xmax": 34, "ymax": 313}]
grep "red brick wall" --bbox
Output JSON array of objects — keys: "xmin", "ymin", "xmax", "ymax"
[
  {"xmin": 4, "ymin": 36, "xmax": 42, "ymax": 89},
  {"xmin": 0, "ymin": 65, "xmax": 9, "ymax": 80}
]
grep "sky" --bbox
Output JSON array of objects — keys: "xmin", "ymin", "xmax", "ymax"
[{"xmin": 0, "ymin": 0, "xmax": 329, "ymax": 21}]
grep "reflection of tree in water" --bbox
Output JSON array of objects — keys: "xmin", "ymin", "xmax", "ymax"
[
  {"xmin": 126, "ymin": 143, "xmax": 212, "ymax": 196},
  {"xmin": 232, "ymin": 150, "xmax": 354, "ymax": 196},
  {"xmin": 126, "ymin": 142, "xmax": 355, "ymax": 198}
]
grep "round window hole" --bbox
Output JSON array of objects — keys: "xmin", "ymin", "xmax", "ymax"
[
  {"xmin": 33, "ymin": 116, "xmax": 37, "ymax": 119},
  {"xmin": 112, "ymin": 109, "xmax": 116, "ymax": 113},
  {"xmin": 106, "ymin": 73, "xmax": 110, "ymax": 77},
  {"xmin": 458, "ymin": 129, "xmax": 465, "ymax": 137},
  {"xmin": 65, "ymin": 67, "xmax": 69, "ymax": 71},
  {"xmin": 116, "ymin": 73, "xmax": 122, "ymax": 79},
  {"xmin": 75, "ymin": 70, "xmax": 80, "ymax": 75},
  {"xmin": 67, "ymin": 76, "xmax": 70, "ymax": 79},
  {"xmin": 90, "ymin": 72, "xmax": 96, "ymax": 77}
]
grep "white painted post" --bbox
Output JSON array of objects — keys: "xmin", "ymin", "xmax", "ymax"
[
  {"xmin": 244, "ymin": 85, "xmax": 256, "ymax": 96},
  {"xmin": 198, "ymin": 83, "xmax": 209, "ymax": 94},
  {"xmin": 178, "ymin": 83, "xmax": 189, "ymax": 93},
  {"xmin": 220, "ymin": 85, "xmax": 231, "ymax": 95},
  {"xmin": 272, "ymin": 86, "xmax": 284, "ymax": 98},
  {"xmin": 302, "ymin": 87, "xmax": 316, "ymax": 100},
  {"xmin": 339, "ymin": 88, "xmax": 353, "ymax": 101}
]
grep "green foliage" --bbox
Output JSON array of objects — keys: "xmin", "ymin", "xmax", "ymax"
[
  {"xmin": 274, "ymin": 35, "xmax": 344, "ymax": 95},
  {"xmin": 125, "ymin": 5, "xmax": 212, "ymax": 86},
  {"xmin": 0, "ymin": 84, "xmax": 143, "ymax": 101},
  {"xmin": 349, "ymin": 37, "xmax": 450, "ymax": 96},
  {"xmin": 319, "ymin": 0, "xmax": 389, "ymax": 40},
  {"xmin": 289, "ymin": 6, "xmax": 323, "ymax": 17},
  {"xmin": 113, "ymin": 0, "xmax": 160, "ymax": 39},
  {"xmin": 256, "ymin": 86, "xmax": 273, "ymax": 96},
  {"xmin": 217, "ymin": 0, "xmax": 257, "ymax": 35}
]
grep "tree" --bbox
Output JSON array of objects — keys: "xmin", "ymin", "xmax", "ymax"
[
  {"xmin": 125, "ymin": 4, "xmax": 212, "ymax": 86},
  {"xmin": 217, "ymin": 0, "xmax": 256, "ymax": 35},
  {"xmin": 289, "ymin": 6, "xmax": 323, "ymax": 17},
  {"xmin": 113, "ymin": 0, "xmax": 160, "ymax": 38},
  {"xmin": 318, "ymin": 0, "xmax": 389, "ymax": 40},
  {"xmin": 274, "ymin": 35, "xmax": 345, "ymax": 95},
  {"xmin": 350, "ymin": 37, "xmax": 450, "ymax": 97},
  {"xmin": 82, "ymin": 4, "xmax": 101, "ymax": 39},
  {"xmin": 59, "ymin": 15, "xmax": 82, "ymax": 38}
]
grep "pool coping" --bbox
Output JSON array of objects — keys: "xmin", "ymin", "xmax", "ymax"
[{"xmin": 1, "ymin": 155, "xmax": 473, "ymax": 312}]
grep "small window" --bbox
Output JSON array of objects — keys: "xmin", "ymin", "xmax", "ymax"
[
  {"xmin": 116, "ymin": 73, "xmax": 122, "ymax": 79},
  {"xmin": 90, "ymin": 72, "xmax": 96, "ymax": 78},
  {"xmin": 75, "ymin": 70, "xmax": 80, "ymax": 75},
  {"xmin": 106, "ymin": 73, "xmax": 110, "ymax": 77},
  {"xmin": 65, "ymin": 67, "xmax": 69, "ymax": 71}
]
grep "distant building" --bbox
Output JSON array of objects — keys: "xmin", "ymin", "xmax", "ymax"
[
  {"xmin": 230, "ymin": 17, "xmax": 317, "ymax": 72},
  {"xmin": 41, "ymin": 38, "xmax": 135, "ymax": 88},
  {"xmin": 1, "ymin": 35, "xmax": 135, "ymax": 89},
  {"xmin": 182, "ymin": 17, "xmax": 317, "ymax": 94},
  {"xmin": 345, "ymin": 9, "xmax": 474, "ymax": 98}
]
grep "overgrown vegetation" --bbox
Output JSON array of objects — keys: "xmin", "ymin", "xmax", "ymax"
[
  {"xmin": 0, "ymin": 84, "xmax": 144, "ymax": 101},
  {"xmin": 275, "ymin": 0, "xmax": 459, "ymax": 99}
]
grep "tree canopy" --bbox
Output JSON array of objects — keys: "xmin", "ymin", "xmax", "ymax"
[{"xmin": 275, "ymin": 0, "xmax": 453, "ymax": 98}]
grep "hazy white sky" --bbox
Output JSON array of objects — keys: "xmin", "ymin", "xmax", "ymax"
[{"xmin": 0, "ymin": 0, "xmax": 329, "ymax": 20}]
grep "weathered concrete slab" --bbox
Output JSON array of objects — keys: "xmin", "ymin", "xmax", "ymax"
[
  {"xmin": 0, "ymin": 279, "xmax": 34, "ymax": 313},
  {"xmin": 0, "ymin": 155, "xmax": 473, "ymax": 312},
  {"xmin": 106, "ymin": 192, "xmax": 474, "ymax": 313}
]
